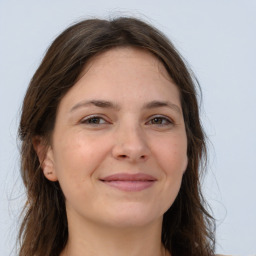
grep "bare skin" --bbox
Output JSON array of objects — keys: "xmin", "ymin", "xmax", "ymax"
[{"xmin": 37, "ymin": 47, "xmax": 186, "ymax": 256}]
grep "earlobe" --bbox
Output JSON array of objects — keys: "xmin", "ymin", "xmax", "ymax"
[
  {"xmin": 32, "ymin": 136, "xmax": 58, "ymax": 182},
  {"xmin": 42, "ymin": 149, "xmax": 58, "ymax": 182}
]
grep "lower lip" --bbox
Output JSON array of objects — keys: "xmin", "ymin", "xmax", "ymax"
[{"xmin": 101, "ymin": 180, "xmax": 155, "ymax": 191}]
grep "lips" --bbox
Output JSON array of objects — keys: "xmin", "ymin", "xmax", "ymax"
[{"xmin": 100, "ymin": 173, "xmax": 157, "ymax": 192}]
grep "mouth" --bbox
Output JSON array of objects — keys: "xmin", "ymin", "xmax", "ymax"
[{"xmin": 99, "ymin": 173, "xmax": 157, "ymax": 192}]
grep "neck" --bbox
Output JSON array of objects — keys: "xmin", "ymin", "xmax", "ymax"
[{"xmin": 61, "ymin": 212, "xmax": 168, "ymax": 256}]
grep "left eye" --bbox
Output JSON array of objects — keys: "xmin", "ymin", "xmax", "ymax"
[
  {"xmin": 147, "ymin": 116, "xmax": 173, "ymax": 126},
  {"xmin": 81, "ymin": 116, "xmax": 108, "ymax": 125}
]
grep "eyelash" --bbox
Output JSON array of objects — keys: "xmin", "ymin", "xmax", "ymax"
[
  {"xmin": 80, "ymin": 115, "xmax": 109, "ymax": 125},
  {"xmin": 80, "ymin": 115, "xmax": 174, "ymax": 127},
  {"xmin": 146, "ymin": 116, "xmax": 174, "ymax": 126}
]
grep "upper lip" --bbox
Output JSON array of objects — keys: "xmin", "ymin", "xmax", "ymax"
[{"xmin": 100, "ymin": 173, "xmax": 157, "ymax": 181}]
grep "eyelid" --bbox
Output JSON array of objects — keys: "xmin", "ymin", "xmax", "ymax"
[
  {"xmin": 146, "ymin": 115, "xmax": 174, "ymax": 126},
  {"xmin": 79, "ymin": 114, "xmax": 174, "ymax": 127},
  {"xmin": 80, "ymin": 114, "xmax": 111, "ymax": 125}
]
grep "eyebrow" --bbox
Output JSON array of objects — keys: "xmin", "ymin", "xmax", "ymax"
[
  {"xmin": 70, "ymin": 99, "xmax": 181, "ymax": 114},
  {"xmin": 143, "ymin": 100, "xmax": 181, "ymax": 114},
  {"xmin": 70, "ymin": 100, "xmax": 120, "ymax": 112}
]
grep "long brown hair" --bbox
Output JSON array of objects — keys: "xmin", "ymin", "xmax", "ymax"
[{"xmin": 18, "ymin": 17, "xmax": 215, "ymax": 256}]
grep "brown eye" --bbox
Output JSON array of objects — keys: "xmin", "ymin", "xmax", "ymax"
[
  {"xmin": 81, "ymin": 116, "xmax": 108, "ymax": 125},
  {"xmin": 151, "ymin": 118, "xmax": 164, "ymax": 124},
  {"xmin": 147, "ymin": 116, "xmax": 173, "ymax": 126},
  {"xmin": 87, "ymin": 117, "xmax": 101, "ymax": 124}
]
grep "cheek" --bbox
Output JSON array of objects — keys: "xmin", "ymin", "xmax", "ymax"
[
  {"xmin": 154, "ymin": 134, "xmax": 188, "ymax": 175},
  {"xmin": 52, "ymin": 132, "xmax": 109, "ymax": 184},
  {"xmin": 144, "ymin": 135, "xmax": 187, "ymax": 215}
]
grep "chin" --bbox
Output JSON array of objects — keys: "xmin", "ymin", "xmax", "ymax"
[{"xmin": 102, "ymin": 205, "xmax": 163, "ymax": 228}]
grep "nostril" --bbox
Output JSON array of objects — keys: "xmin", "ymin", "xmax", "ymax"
[{"xmin": 118, "ymin": 154, "xmax": 146, "ymax": 159}]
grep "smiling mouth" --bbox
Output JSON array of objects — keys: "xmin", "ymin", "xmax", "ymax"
[{"xmin": 99, "ymin": 173, "xmax": 157, "ymax": 192}]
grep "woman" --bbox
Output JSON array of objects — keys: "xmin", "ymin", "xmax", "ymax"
[{"xmin": 18, "ymin": 17, "xmax": 215, "ymax": 256}]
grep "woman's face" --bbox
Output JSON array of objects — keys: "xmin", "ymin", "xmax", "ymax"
[{"xmin": 45, "ymin": 47, "xmax": 188, "ymax": 228}]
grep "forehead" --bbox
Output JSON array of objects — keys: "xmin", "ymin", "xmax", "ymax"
[
  {"xmin": 79, "ymin": 47, "xmax": 174, "ymax": 84},
  {"xmin": 59, "ymin": 47, "xmax": 181, "ymax": 111}
]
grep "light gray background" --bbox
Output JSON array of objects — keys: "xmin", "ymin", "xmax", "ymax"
[{"xmin": 0, "ymin": 1, "xmax": 255, "ymax": 255}]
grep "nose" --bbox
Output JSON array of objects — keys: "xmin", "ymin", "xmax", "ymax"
[{"xmin": 111, "ymin": 123, "xmax": 150, "ymax": 163}]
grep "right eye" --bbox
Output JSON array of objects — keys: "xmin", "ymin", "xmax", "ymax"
[{"xmin": 80, "ymin": 115, "xmax": 109, "ymax": 125}]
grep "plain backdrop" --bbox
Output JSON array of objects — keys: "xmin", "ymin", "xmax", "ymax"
[{"xmin": 0, "ymin": 0, "xmax": 255, "ymax": 255}]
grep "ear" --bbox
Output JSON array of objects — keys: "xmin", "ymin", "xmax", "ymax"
[{"xmin": 32, "ymin": 136, "xmax": 58, "ymax": 182}]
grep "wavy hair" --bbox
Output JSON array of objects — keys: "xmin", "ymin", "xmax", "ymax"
[{"xmin": 18, "ymin": 17, "xmax": 215, "ymax": 256}]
